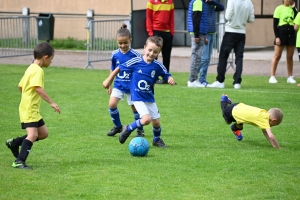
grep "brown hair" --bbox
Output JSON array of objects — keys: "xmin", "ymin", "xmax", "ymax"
[
  {"xmin": 145, "ymin": 36, "xmax": 163, "ymax": 48},
  {"xmin": 33, "ymin": 42, "xmax": 54, "ymax": 59},
  {"xmin": 116, "ymin": 23, "xmax": 131, "ymax": 38}
]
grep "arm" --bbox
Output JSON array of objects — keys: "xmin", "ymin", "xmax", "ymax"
[
  {"xmin": 146, "ymin": 2, "xmax": 153, "ymax": 36},
  {"xmin": 192, "ymin": 11, "xmax": 201, "ymax": 38},
  {"xmin": 262, "ymin": 128, "xmax": 280, "ymax": 149},
  {"xmin": 225, "ymin": 0, "xmax": 233, "ymax": 21},
  {"xmin": 35, "ymin": 86, "xmax": 60, "ymax": 114},
  {"xmin": 209, "ymin": 0, "xmax": 224, "ymax": 12},
  {"xmin": 103, "ymin": 67, "xmax": 120, "ymax": 89},
  {"xmin": 294, "ymin": 24, "xmax": 299, "ymax": 31},
  {"xmin": 247, "ymin": 4, "xmax": 255, "ymax": 23}
]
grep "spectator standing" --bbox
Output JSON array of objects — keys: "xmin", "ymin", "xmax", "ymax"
[
  {"xmin": 208, "ymin": 0, "xmax": 254, "ymax": 89},
  {"xmin": 146, "ymin": 0, "xmax": 174, "ymax": 84},
  {"xmin": 187, "ymin": 0, "xmax": 208, "ymax": 87},
  {"xmin": 198, "ymin": 0, "xmax": 224, "ymax": 87},
  {"xmin": 269, "ymin": 0, "xmax": 298, "ymax": 84}
]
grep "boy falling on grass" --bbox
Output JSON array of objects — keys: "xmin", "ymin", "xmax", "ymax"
[
  {"xmin": 220, "ymin": 94, "xmax": 282, "ymax": 149},
  {"xmin": 103, "ymin": 36, "xmax": 176, "ymax": 148},
  {"xmin": 5, "ymin": 42, "xmax": 60, "ymax": 169}
]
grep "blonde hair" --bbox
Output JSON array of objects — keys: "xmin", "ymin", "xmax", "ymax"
[
  {"xmin": 269, "ymin": 108, "xmax": 283, "ymax": 124},
  {"xmin": 145, "ymin": 36, "xmax": 163, "ymax": 48}
]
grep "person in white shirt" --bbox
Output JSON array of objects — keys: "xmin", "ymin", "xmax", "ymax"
[{"xmin": 208, "ymin": 0, "xmax": 254, "ymax": 89}]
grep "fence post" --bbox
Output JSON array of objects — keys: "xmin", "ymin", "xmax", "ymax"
[
  {"xmin": 22, "ymin": 7, "xmax": 30, "ymax": 46},
  {"xmin": 87, "ymin": 9, "xmax": 94, "ymax": 47}
]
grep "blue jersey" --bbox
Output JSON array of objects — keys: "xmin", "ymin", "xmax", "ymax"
[
  {"xmin": 111, "ymin": 48, "xmax": 141, "ymax": 93},
  {"xmin": 120, "ymin": 57, "xmax": 171, "ymax": 102}
]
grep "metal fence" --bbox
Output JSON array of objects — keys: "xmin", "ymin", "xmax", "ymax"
[
  {"xmin": 85, "ymin": 19, "xmax": 130, "ymax": 69},
  {"xmin": 0, "ymin": 16, "xmax": 38, "ymax": 58}
]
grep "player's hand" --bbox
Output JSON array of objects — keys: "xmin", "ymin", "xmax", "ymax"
[
  {"xmin": 102, "ymin": 79, "xmax": 111, "ymax": 89},
  {"xmin": 194, "ymin": 37, "xmax": 200, "ymax": 43},
  {"xmin": 168, "ymin": 77, "xmax": 176, "ymax": 85},
  {"xmin": 290, "ymin": 0, "xmax": 295, "ymax": 7},
  {"xmin": 204, "ymin": 36, "xmax": 208, "ymax": 44},
  {"xmin": 50, "ymin": 103, "xmax": 60, "ymax": 114},
  {"xmin": 275, "ymin": 38, "xmax": 281, "ymax": 46}
]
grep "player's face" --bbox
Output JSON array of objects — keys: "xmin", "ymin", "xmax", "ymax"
[
  {"xmin": 117, "ymin": 36, "xmax": 131, "ymax": 53},
  {"xmin": 143, "ymin": 42, "xmax": 161, "ymax": 63},
  {"xmin": 43, "ymin": 54, "xmax": 54, "ymax": 68}
]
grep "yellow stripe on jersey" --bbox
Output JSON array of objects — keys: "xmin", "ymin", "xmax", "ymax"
[{"xmin": 147, "ymin": 4, "xmax": 174, "ymax": 11}]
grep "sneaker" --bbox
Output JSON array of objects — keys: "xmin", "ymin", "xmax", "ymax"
[
  {"xmin": 207, "ymin": 81, "xmax": 225, "ymax": 88},
  {"xmin": 234, "ymin": 84, "xmax": 241, "ymax": 89},
  {"xmin": 5, "ymin": 138, "xmax": 19, "ymax": 158},
  {"xmin": 231, "ymin": 124, "xmax": 243, "ymax": 141},
  {"xmin": 152, "ymin": 138, "xmax": 167, "ymax": 148},
  {"xmin": 269, "ymin": 76, "xmax": 278, "ymax": 84},
  {"xmin": 135, "ymin": 130, "xmax": 145, "ymax": 137},
  {"xmin": 187, "ymin": 80, "xmax": 204, "ymax": 88},
  {"xmin": 221, "ymin": 94, "xmax": 232, "ymax": 104},
  {"xmin": 200, "ymin": 81, "xmax": 210, "ymax": 87},
  {"xmin": 107, "ymin": 126, "xmax": 123, "ymax": 136},
  {"xmin": 12, "ymin": 161, "xmax": 33, "ymax": 170},
  {"xmin": 287, "ymin": 76, "xmax": 296, "ymax": 84},
  {"xmin": 119, "ymin": 125, "xmax": 132, "ymax": 144}
]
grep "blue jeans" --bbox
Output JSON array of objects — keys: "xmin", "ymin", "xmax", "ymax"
[
  {"xmin": 189, "ymin": 34, "xmax": 204, "ymax": 82},
  {"xmin": 198, "ymin": 34, "xmax": 214, "ymax": 83}
]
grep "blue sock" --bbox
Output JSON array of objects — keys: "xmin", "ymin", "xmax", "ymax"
[
  {"xmin": 152, "ymin": 126, "xmax": 161, "ymax": 142},
  {"xmin": 133, "ymin": 111, "xmax": 144, "ymax": 132},
  {"xmin": 109, "ymin": 108, "xmax": 122, "ymax": 128},
  {"xmin": 127, "ymin": 119, "xmax": 142, "ymax": 132}
]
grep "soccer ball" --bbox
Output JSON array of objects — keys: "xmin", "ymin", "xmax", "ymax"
[{"xmin": 128, "ymin": 137, "xmax": 150, "ymax": 157}]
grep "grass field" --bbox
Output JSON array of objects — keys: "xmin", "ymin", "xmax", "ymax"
[{"xmin": 0, "ymin": 64, "xmax": 299, "ymax": 200}]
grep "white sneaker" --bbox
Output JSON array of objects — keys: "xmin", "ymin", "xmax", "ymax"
[
  {"xmin": 187, "ymin": 80, "xmax": 204, "ymax": 88},
  {"xmin": 234, "ymin": 84, "xmax": 241, "ymax": 89},
  {"xmin": 269, "ymin": 76, "xmax": 278, "ymax": 84},
  {"xmin": 207, "ymin": 81, "xmax": 225, "ymax": 88},
  {"xmin": 287, "ymin": 76, "xmax": 296, "ymax": 83}
]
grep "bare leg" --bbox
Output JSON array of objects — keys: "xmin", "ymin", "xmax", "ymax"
[
  {"xmin": 270, "ymin": 45, "xmax": 284, "ymax": 76},
  {"xmin": 286, "ymin": 46, "xmax": 295, "ymax": 77}
]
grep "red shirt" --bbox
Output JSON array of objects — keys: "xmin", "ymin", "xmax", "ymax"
[{"xmin": 146, "ymin": 0, "xmax": 175, "ymax": 36}]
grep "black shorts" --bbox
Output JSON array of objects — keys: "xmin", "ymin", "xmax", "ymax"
[
  {"xmin": 21, "ymin": 119, "xmax": 45, "ymax": 129},
  {"xmin": 223, "ymin": 103, "xmax": 238, "ymax": 123},
  {"xmin": 274, "ymin": 25, "xmax": 296, "ymax": 46}
]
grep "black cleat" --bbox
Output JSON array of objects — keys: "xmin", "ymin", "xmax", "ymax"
[
  {"xmin": 119, "ymin": 125, "xmax": 132, "ymax": 144},
  {"xmin": 107, "ymin": 126, "xmax": 123, "ymax": 136},
  {"xmin": 5, "ymin": 138, "xmax": 19, "ymax": 158},
  {"xmin": 135, "ymin": 130, "xmax": 145, "ymax": 137},
  {"xmin": 153, "ymin": 138, "xmax": 167, "ymax": 148},
  {"xmin": 12, "ymin": 161, "xmax": 33, "ymax": 170}
]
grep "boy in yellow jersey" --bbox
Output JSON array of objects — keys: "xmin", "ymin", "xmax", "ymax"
[
  {"xmin": 220, "ymin": 94, "xmax": 282, "ymax": 149},
  {"xmin": 5, "ymin": 42, "xmax": 60, "ymax": 169}
]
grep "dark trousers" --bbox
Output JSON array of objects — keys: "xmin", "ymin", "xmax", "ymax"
[
  {"xmin": 153, "ymin": 30, "xmax": 173, "ymax": 72},
  {"xmin": 216, "ymin": 32, "xmax": 246, "ymax": 84}
]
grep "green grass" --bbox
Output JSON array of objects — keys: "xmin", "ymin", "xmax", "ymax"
[{"xmin": 0, "ymin": 64, "xmax": 299, "ymax": 200}]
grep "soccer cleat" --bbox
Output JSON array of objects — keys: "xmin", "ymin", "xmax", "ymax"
[
  {"xmin": 207, "ymin": 81, "xmax": 225, "ymax": 88},
  {"xmin": 107, "ymin": 126, "xmax": 123, "ymax": 136},
  {"xmin": 12, "ymin": 161, "xmax": 33, "ymax": 170},
  {"xmin": 231, "ymin": 124, "xmax": 243, "ymax": 141},
  {"xmin": 152, "ymin": 138, "xmax": 167, "ymax": 148},
  {"xmin": 269, "ymin": 76, "xmax": 278, "ymax": 84},
  {"xmin": 221, "ymin": 94, "xmax": 232, "ymax": 104},
  {"xmin": 119, "ymin": 125, "xmax": 132, "ymax": 144},
  {"xmin": 5, "ymin": 138, "xmax": 19, "ymax": 158},
  {"xmin": 287, "ymin": 76, "xmax": 296, "ymax": 84},
  {"xmin": 135, "ymin": 130, "xmax": 145, "ymax": 137}
]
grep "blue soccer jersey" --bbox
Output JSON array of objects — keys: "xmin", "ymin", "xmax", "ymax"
[
  {"xmin": 111, "ymin": 48, "xmax": 141, "ymax": 93},
  {"xmin": 120, "ymin": 57, "xmax": 171, "ymax": 102}
]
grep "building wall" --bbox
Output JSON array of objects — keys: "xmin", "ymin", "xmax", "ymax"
[{"xmin": 0, "ymin": 0, "xmax": 289, "ymax": 46}]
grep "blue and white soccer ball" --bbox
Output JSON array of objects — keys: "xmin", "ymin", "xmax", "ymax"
[{"xmin": 128, "ymin": 137, "xmax": 150, "ymax": 157}]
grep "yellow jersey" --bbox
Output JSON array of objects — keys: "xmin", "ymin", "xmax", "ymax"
[
  {"xmin": 232, "ymin": 103, "xmax": 270, "ymax": 129},
  {"xmin": 18, "ymin": 64, "xmax": 44, "ymax": 123}
]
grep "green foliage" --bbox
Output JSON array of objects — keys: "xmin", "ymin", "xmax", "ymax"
[
  {"xmin": 44, "ymin": 37, "xmax": 86, "ymax": 50},
  {"xmin": 0, "ymin": 65, "xmax": 299, "ymax": 199}
]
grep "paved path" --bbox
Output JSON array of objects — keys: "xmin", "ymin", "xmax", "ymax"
[{"xmin": 1, "ymin": 47, "xmax": 300, "ymax": 78}]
